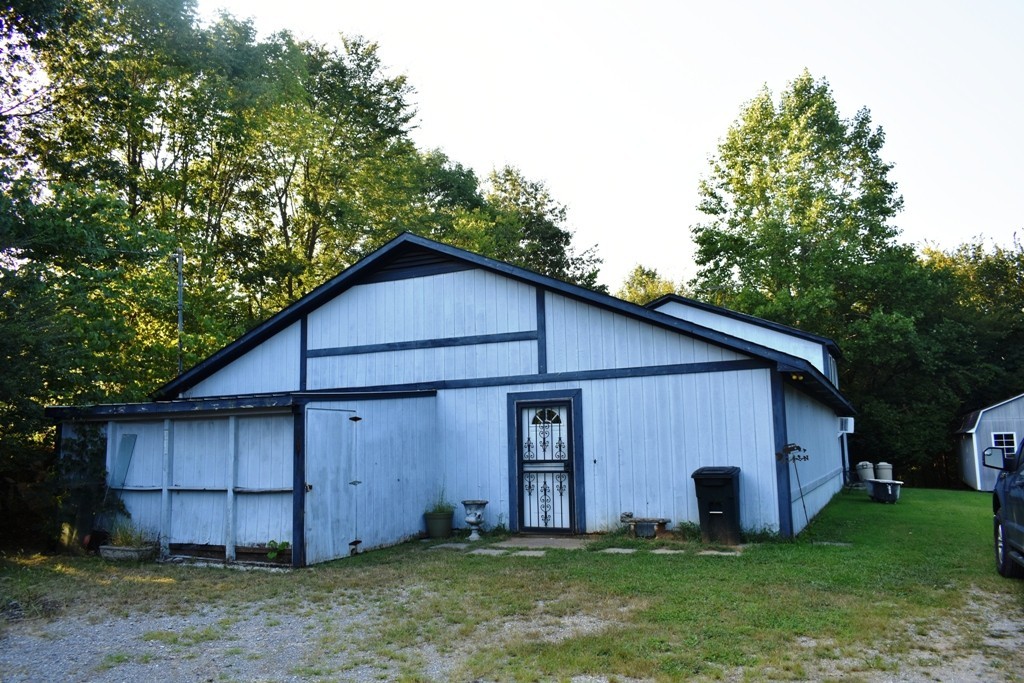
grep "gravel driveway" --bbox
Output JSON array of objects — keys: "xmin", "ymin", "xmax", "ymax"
[{"xmin": 3, "ymin": 582, "xmax": 1024, "ymax": 682}]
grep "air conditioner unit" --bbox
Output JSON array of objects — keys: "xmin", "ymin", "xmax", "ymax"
[{"xmin": 838, "ymin": 417, "xmax": 855, "ymax": 434}]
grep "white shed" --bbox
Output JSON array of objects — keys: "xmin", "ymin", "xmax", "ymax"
[
  {"xmin": 49, "ymin": 233, "xmax": 854, "ymax": 566},
  {"xmin": 957, "ymin": 392, "xmax": 1024, "ymax": 491}
]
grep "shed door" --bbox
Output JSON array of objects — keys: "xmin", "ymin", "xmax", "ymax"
[
  {"xmin": 304, "ymin": 408, "xmax": 357, "ymax": 565},
  {"xmin": 518, "ymin": 403, "xmax": 575, "ymax": 532}
]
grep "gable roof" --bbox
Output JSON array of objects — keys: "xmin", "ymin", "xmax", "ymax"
[
  {"xmin": 646, "ymin": 294, "xmax": 842, "ymax": 359},
  {"xmin": 955, "ymin": 392, "xmax": 1024, "ymax": 434},
  {"xmin": 154, "ymin": 233, "xmax": 853, "ymax": 414}
]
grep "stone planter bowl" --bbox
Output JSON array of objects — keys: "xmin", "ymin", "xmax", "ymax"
[{"xmin": 99, "ymin": 545, "xmax": 158, "ymax": 562}]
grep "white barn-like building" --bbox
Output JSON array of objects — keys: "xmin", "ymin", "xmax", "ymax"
[
  {"xmin": 49, "ymin": 233, "xmax": 854, "ymax": 566},
  {"xmin": 957, "ymin": 393, "xmax": 1024, "ymax": 492}
]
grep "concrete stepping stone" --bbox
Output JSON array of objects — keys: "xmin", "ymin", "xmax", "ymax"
[
  {"xmin": 429, "ymin": 543, "xmax": 470, "ymax": 551},
  {"xmin": 697, "ymin": 549, "xmax": 741, "ymax": 556},
  {"xmin": 511, "ymin": 550, "xmax": 546, "ymax": 557},
  {"xmin": 468, "ymin": 548, "xmax": 507, "ymax": 556},
  {"xmin": 601, "ymin": 548, "xmax": 638, "ymax": 554},
  {"xmin": 491, "ymin": 536, "xmax": 586, "ymax": 550},
  {"xmin": 651, "ymin": 548, "xmax": 685, "ymax": 555}
]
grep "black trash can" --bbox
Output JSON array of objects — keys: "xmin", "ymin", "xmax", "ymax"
[{"xmin": 691, "ymin": 466, "xmax": 742, "ymax": 545}]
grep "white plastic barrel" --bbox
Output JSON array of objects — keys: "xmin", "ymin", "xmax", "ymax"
[
  {"xmin": 875, "ymin": 462, "xmax": 893, "ymax": 481},
  {"xmin": 856, "ymin": 461, "xmax": 875, "ymax": 483}
]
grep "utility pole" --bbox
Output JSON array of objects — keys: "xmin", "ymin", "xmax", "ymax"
[{"xmin": 174, "ymin": 247, "xmax": 184, "ymax": 375}]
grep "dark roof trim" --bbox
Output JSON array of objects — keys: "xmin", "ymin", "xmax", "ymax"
[
  {"xmin": 46, "ymin": 395, "xmax": 297, "ymax": 421},
  {"xmin": 153, "ymin": 233, "xmax": 850, "ymax": 412},
  {"xmin": 955, "ymin": 391, "xmax": 1024, "ymax": 434},
  {"xmin": 46, "ymin": 390, "xmax": 438, "ymax": 422},
  {"xmin": 646, "ymin": 293, "xmax": 842, "ymax": 358},
  {"xmin": 780, "ymin": 362, "xmax": 855, "ymax": 416}
]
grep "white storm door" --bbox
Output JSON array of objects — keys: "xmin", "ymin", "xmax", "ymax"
[{"xmin": 518, "ymin": 403, "xmax": 574, "ymax": 532}]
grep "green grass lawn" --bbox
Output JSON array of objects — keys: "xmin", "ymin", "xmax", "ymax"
[{"xmin": 3, "ymin": 488, "xmax": 1023, "ymax": 681}]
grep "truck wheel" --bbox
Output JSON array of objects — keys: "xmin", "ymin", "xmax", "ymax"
[{"xmin": 995, "ymin": 513, "xmax": 1024, "ymax": 578}]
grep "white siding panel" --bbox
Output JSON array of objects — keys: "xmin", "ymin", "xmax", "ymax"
[
  {"xmin": 108, "ymin": 421, "xmax": 164, "ymax": 488},
  {"xmin": 170, "ymin": 492, "xmax": 225, "ymax": 544},
  {"xmin": 236, "ymin": 494, "xmax": 292, "ymax": 546},
  {"xmin": 435, "ymin": 386, "xmax": 511, "ymax": 528},
  {"xmin": 431, "ymin": 368, "xmax": 780, "ymax": 535},
  {"xmin": 172, "ymin": 419, "xmax": 229, "ymax": 488},
  {"xmin": 184, "ymin": 322, "xmax": 301, "ymax": 398},
  {"xmin": 118, "ymin": 491, "xmax": 162, "ymax": 539},
  {"xmin": 654, "ymin": 300, "xmax": 828, "ymax": 375},
  {"xmin": 307, "ymin": 269, "xmax": 537, "ymax": 350},
  {"xmin": 579, "ymin": 371, "xmax": 778, "ymax": 533},
  {"xmin": 236, "ymin": 415, "xmax": 292, "ymax": 490},
  {"xmin": 303, "ymin": 396, "xmax": 437, "ymax": 556},
  {"xmin": 784, "ymin": 386, "xmax": 843, "ymax": 534},
  {"xmin": 306, "ymin": 341, "xmax": 537, "ymax": 390},
  {"xmin": 545, "ymin": 293, "xmax": 747, "ymax": 373}
]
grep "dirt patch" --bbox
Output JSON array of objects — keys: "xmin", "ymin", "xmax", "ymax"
[{"xmin": 785, "ymin": 588, "xmax": 1024, "ymax": 682}]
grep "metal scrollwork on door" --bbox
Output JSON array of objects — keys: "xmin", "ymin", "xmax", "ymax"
[
  {"xmin": 526, "ymin": 407, "xmax": 567, "ymax": 461},
  {"xmin": 519, "ymin": 403, "xmax": 573, "ymax": 531}
]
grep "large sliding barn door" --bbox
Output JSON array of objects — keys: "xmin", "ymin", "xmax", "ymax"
[
  {"xmin": 518, "ymin": 403, "xmax": 574, "ymax": 532},
  {"xmin": 304, "ymin": 408, "xmax": 357, "ymax": 565}
]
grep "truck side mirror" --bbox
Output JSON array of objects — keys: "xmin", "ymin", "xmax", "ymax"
[{"xmin": 983, "ymin": 446, "xmax": 1017, "ymax": 471}]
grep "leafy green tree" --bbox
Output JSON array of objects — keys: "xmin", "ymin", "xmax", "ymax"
[
  {"xmin": 451, "ymin": 166, "xmax": 603, "ymax": 290},
  {"xmin": 616, "ymin": 265, "xmax": 683, "ymax": 304},
  {"xmin": 692, "ymin": 70, "xmax": 904, "ymax": 330},
  {"xmin": 923, "ymin": 240, "xmax": 1024, "ymax": 411},
  {"xmin": 0, "ymin": 0, "xmax": 606, "ymax": 545},
  {"xmin": 688, "ymin": 71, "xmax": 967, "ymax": 483}
]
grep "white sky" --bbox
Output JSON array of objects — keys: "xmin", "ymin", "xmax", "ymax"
[{"xmin": 196, "ymin": 0, "xmax": 1024, "ymax": 290}]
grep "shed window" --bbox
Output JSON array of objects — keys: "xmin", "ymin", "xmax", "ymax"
[{"xmin": 994, "ymin": 432, "xmax": 1017, "ymax": 457}]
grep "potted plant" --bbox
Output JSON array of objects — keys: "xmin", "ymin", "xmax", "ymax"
[
  {"xmin": 424, "ymin": 491, "xmax": 455, "ymax": 539},
  {"xmin": 99, "ymin": 519, "xmax": 158, "ymax": 562}
]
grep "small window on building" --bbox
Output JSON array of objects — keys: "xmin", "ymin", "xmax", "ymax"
[{"xmin": 994, "ymin": 432, "xmax": 1017, "ymax": 457}]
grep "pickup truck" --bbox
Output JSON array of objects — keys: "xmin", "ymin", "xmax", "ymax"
[{"xmin": 984, "ymin": 445, "xmax": 1024, "ymax": 578}]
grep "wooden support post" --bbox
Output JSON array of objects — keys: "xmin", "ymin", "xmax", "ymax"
[
  {"xmin": 225, "ymin": 416, "xmax": 238, "ymax": 562},
  {"xmin": 160, "ymin": 419, "xmax": 173, "ymax": 557}
]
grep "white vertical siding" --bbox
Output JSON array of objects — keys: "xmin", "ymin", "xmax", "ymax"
[
  {"xmin": 435, "ymin": 386, "xmax": 512, "ymax": 528},
  {"xmin": 303, "ymin": 396, "xmax": 437, "ymax": 557},
  {"xmin": 106, "ymin": 413, "xmax": 294, "ymax": 551},
  {"xmin": 432, "ymin": 368, "xmax": 780, "ymax": 535},
  {"xmin": 578, "ymin": 371, "xmax": 777, "ymax": 533},
  {"xmin": 652, "ymin": 299, "xmax": 829, "ymax": 376},
  {"xmin": 959, "ymin": 435, "xmax": 983, "ymax": 491},
  {"xmin": 172, "ymin": 419, "xmax": 230, "ymax": 488},
  {"xmin": 784, "ymin": 386, "xmax": 843, "ymax": 534},
  {"xmin": 118, "ymin": 491, "xmax": 162, "ymax": 536},
  {"xmin": 306, "ymin": 342, "xmax": 537, "ymax": 390},
  {"xmin": 235, "ymin": 415, "xmax": 293, "ymax": 545},
  {"xmin": 968, "ymin": 398, "xmax": 1024, "ymax": 491},
  {"xmin": 545, "ymin": 293, "xmax": 747, "ymax": 373},
  {"xmin": 307, "ymin": 269, "xmax": 537, "ymax": 350},
  {"xmin": 183, "ymin": 322, "xmax": 301, "ymax": 398},
  {"xmin": 235, "ymin": 494, "xmax": 292, "ymax": 545},
  {"xmin": 106, "ymin": 421, "xmax": 165, "ymax": 540},
  {"xmin": 108, "ymin": 421, "xmax": 164, "ymax": 489},
  {"xmin": 236, "ymin": 415, "xmax": 292, "ymax": 490},
  {"xmin": 168, "ymin": 419, "xmax": 230, "ymax": 545}
]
